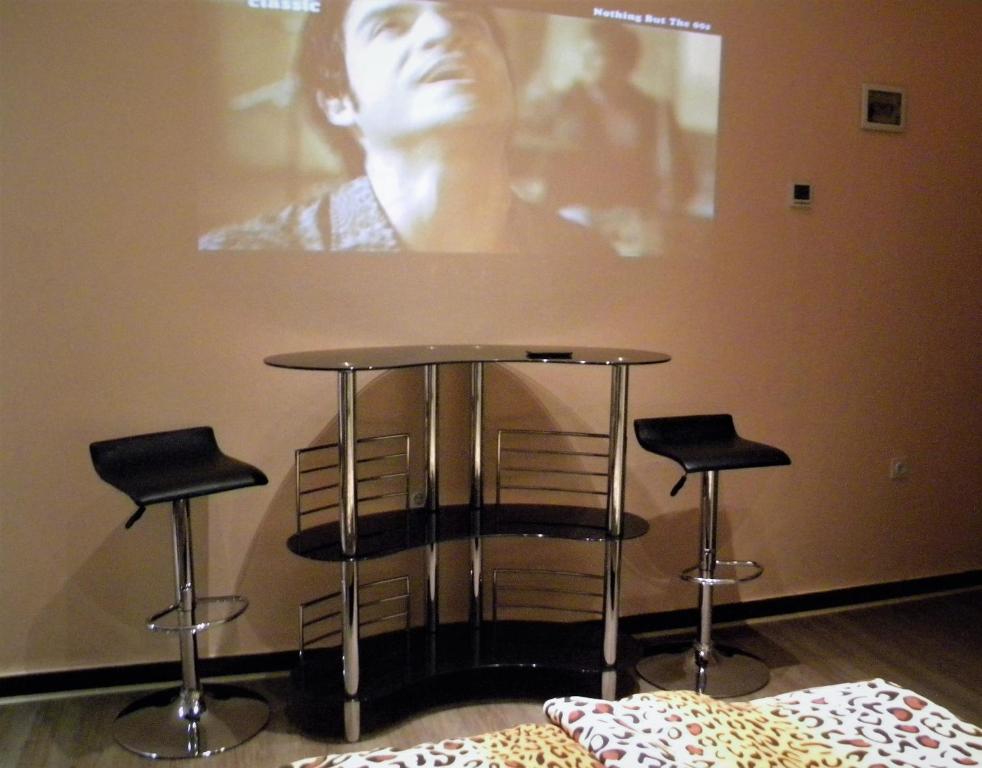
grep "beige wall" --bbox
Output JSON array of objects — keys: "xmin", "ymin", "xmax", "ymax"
[{"xmin": 1, "ymin": 0, "xmax": 980, "ymax": 678}]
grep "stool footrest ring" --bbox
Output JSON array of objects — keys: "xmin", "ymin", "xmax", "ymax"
[
  {"xmin": 147, "ymin": 595, "xmax": 249, "ymax": 633},
  {"xmin": 681, "ymin": 559, "xmax": 763, "ymax": 586}
]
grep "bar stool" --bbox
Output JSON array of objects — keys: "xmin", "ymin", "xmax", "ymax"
[
  {"xmin": 90, "ymin": 426, "xmax": 269, "ymax": 759},
  {"xmin": 633, "ymin": 414, "xmax": 790, "ymax": 697}
]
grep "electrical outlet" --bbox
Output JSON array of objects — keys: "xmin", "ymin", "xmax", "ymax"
[
  {"xmin": 411, "ymin": 491, "xmax": 426, "ymax": 508},
  {"xmin": 889, "ymin": 458, "xmax": 910, "ymax": 480}
]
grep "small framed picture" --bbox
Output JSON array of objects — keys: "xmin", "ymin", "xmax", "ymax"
[{"xmin": 861, "ymin": 84, "xmax": 906, "ymax": 132}]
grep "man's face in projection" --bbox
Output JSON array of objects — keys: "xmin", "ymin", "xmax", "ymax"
[{"xmin": 327, "ymin": 0, "xmax": 515, "ymax": 146}]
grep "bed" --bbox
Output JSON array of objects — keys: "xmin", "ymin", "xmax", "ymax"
[{"xmin": 282, "ymin": 679, "xmax": 981, "ymax": 768}]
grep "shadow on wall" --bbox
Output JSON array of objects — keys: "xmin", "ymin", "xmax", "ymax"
[
  {"xmin": 24, "ymin": 495, "xmax": 178, "ymax": 671},
  {"xmin": 25, "ymin": 368, "xmax": 745, "ymax": 674},
  {"xmin": 25, "ymin": 369, "xmax": 436, "ymax": 673},
  {"xmin": 233, "ymin": 367, "xmax": 424, "ymax": 654},
  {"xmin": 232, "ymin": 363, "xmax": 750, "ymax": 651},
  {"xmin": 624, "ymin": 472, "xmax": 753, "ymax": 617},
  {"xmin": 235, "ymin": 363, "xmax": 621, "ymax": 649},
  {"xmin": 624, "ymin": 503, "xmax": 746, "ymax": 613}
]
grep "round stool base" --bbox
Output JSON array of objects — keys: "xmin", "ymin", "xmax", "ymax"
[
  {"xmin": 114, "ymin": 683, "xmax": 269, "ymax": 759},
  {"xmin": 637, "ymin": 643, "xmax": 769, "ymax": 698}
]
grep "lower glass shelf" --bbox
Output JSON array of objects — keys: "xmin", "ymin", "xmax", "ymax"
[
  {"xmin": 288, "ymin": 503, "xmax": 649, "ymax": 562},
  {"xmin": 288, "ymin": 620, "xmax": 641, "ymax": 737}
]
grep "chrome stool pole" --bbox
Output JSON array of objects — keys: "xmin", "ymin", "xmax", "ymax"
[
  {"xmin": 633, "ymin": 415, "xmax": 789, "ymax": 698},
  {"xmin": 113, "ymin": 497, "xmax": 268, "ymax": 759},
  {"xmin": 90, "ymin": 426, "xmax": 270, "ymax": 759}
]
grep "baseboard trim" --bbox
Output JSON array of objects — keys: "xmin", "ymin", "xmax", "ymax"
[
  {"xmin": 2, "ymin": 570, "xmax": 978, "ymax": 700},
  {"xmin": 620, "ymin": 568, "xmax": 981, "ymax": 635},
  {"xmin": 0, "ymin": 652, "xmax": 297, "ymax": 701}
]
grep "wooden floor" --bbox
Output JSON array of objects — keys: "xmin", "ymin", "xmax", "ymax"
[{"xmin": 2, "ymin": 589, "xmax": 979, "ymax": 768}]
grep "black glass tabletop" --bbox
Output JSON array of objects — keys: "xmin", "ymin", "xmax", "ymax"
[{"xmin": 265, "ymin": 344, "xmax": 670, "ymax": 371}]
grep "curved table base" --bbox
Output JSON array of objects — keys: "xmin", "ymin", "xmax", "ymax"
[{"xmin": 290, "ymin": 621, "xmax": 640, "ymax": 739}]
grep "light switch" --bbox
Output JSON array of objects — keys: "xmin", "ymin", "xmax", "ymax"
[{"xmin": 791, "ymin": 183, "xmax": 812, "ymax": 208}]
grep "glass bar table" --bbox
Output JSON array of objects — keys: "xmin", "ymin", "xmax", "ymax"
[{"xmin": 265, "ymin": 345, "xmax": 671, "ymax": 740}]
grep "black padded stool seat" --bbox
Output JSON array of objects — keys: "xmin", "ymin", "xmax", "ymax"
[
  {"xmin": 91, "ymin": 426, "xmax": 269, "ymax": 512},
  {"xmin": 90, "ymin": 426, "xmax": 269, "ymax": 760},
  {"xmin": 633, "ymin": 414, "xmax": 790, "ymax": 698},
  {"xmin": 635, "ymin": 415, "xmax": 790, "ymax": 476}
]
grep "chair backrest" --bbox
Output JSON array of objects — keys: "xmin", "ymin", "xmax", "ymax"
[
  {"xmin": 294, "ymin": 433, "xmax": 411, "ymax": 537},
  {"xmin": 495, "ymin": 428, "xmax": 610, "ymax": 507},
  {"xmin": 90, "ymin": 427, "xmax": 220, "ymax": 489},
  {"xmin": 634, "ymin": 414, "xmax": 736, "ymax": 449},
  {"xmin": 490, "ymin": 428, "xmax": 612, "ymax": 624}
]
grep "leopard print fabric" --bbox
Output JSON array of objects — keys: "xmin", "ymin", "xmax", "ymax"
[
  {"xmin": 544, "ymin": 679, "xmax": 981, "ymax": 768},
  {"xmin": 284, "ymin": 722, "xmax": 602, "ymax": 768},
  {"xmin": 546, "ymin": 689, "xmax": 858, "ymax": 767},
  {"xmin": 284, "ymin": 680, "xmax": 980, "ymax": 768}
]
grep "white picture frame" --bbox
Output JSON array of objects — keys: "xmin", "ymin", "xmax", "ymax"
[{"xmin": 861, "ymin": 84, "xmax": 906, "ymax": 132}]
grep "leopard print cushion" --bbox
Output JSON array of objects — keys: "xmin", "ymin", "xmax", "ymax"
[
  {"xmin": 284, "ymin": 722, "xmax": 601, "ymax": 768},
  {"xmin": 544, "ymin": 679, "xmax": 982, "ymax": 768}
]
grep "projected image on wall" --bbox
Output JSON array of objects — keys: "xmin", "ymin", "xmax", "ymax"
[{"xmin": 196, "ymin": 1, "xmax": 722, "ymax": 257}]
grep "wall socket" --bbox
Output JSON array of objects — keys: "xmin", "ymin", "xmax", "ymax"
[{"xmin": 889, "ymin": 457, "xmax": 910, "ymax": 480}]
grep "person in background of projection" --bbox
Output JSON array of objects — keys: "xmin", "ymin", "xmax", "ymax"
[
  {"xmin": 200, "ymin": 0, "xmax": 614, "ymax": 255},
  {"xmin": 537, "ymin": 22, "xmax": 692, "ymax": 256}
]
